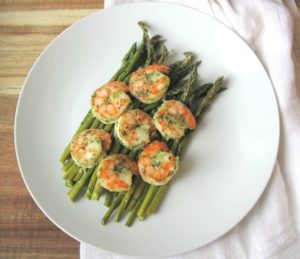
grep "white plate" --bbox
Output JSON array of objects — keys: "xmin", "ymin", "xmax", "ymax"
[{"xmin": 15, "ymin": 3, "xmax": 279, "ymax": 258}]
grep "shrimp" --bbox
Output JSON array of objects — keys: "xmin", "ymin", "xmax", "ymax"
[
  {"xmin": 138, "ymin": 141, "xmax": 179, "ymax": 185},
  {"xmin": 114, "ymin": 109, "xmax": 157, "ymax": 150},
  {"xmin": 70, "ymin": 129, "xmax": 112, "ymax": 168},
  {"xmin": 97, "ymin": 154, "xmax": 139, "ymax": 192},
  {"xmin": 129, "ymin": 64, "xmax": 170, "ymax": 104},
  {"xmin": 153, "ymin": 100, "xmax": 196, "ymax": 140},
  {"xmin": 91, "ymin": 81, "xmax": 131, "ymax": 124}
]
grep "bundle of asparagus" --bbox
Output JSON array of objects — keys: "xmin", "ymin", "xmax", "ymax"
[{"xmin": 59, "ymin": 21, "xmax": 225, "ymax": 227}]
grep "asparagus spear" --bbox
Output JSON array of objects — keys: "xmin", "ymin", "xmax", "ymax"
[
  {"xmin": 169, "ymin": 52, "xmax": 195, "ymax": 72},
  {"xmin": 101, "ymin": 192, "xmax": 125, "ymax": 225},
  {"xmin": 114, "ymin": 179, "xmax": 139, "ymax": 222},
  {"xmin": 157, "ymin": 44, "xmax": 169, "ymax": 64},
  {"xmin": 138, "ymin": 21, "xmax": 154, "ymax": 66},
  {"xmin": 125, "ymin": 184, "xmax": 149, "ymax": 227},
  {"xmin": 120, "ymin": 146, "xmax": 131, "ymax": 155},
  {"xmin": 73, "ymin": 168, "xmax": 84, "ymax": 182},
  {"xmin": 85, "ymin": 167, "xmax": 98, "ymax": 199},
  {"xmin": 126, "ymin": 181, "xmax": 148, "ymax": 212},
  {"xmin": 110, "ymin": 140, "xmax": 122, "ymax": 154},
  {"xmin": 128, "ymin": 150, "xmax": 137, "ymax": 160},
  {"xmin": 194, "ymin": 77, "xmax": 224, "ymax": 122},
  {"xmin": 122, "ymin": 42, "xmax": 138, "ymax": 63},
  {"xmin": 137, "ymin": 185, "xmax": 159, "ymax": 220},
  {"xmin": 178, "ymin": 77, "xmax": 225, "ymax": 155},
  {"xmin": 103, "ymin": 123, "xmax": 113, "ymax": 133},
  {"xmin": 170, "ymin": 61, "xmax": 201, "ymax": 87},
  {"xmin": 66, "ymin": 167, "xmax": 79, "ymax": 183},
  {"xmin": 104, "ymin": 192, "xmax": 115, "ymax": 207},
  {"xmin": 143, "ymin": 101, "xmax": 161, "ymax": 112},
  {"xmin": 166, "ymin": 79, "xmax": 188, "ymax": 98},
  {"xmin": 146, "ymin": 184, "xmax": 168, "ymax": 215},
  {"xmin": 91, "ymin": 178, "xmax": 105, "ymax": 200},
  {"xmin": 59, "ymin": 110, "xmax": 94, "ymax": 163},
  {"xmin": 90, "ymin": 119, "xmax": 100, "ymax": 129},
  {"xmin": 98, "ymin": 121, "xmax": 105, "ymax": 130},
  {"xmin": 151, "ymin": 35, "xmax": 165, "ymax": 63},
  {"xmin": 170, "ymin": 139, "xmax": 180, "ymax": 153},
  {"xmin": 110, "ymin": 42, "xmax": 137, "ymax": 82},
  {"xmin": 118, "ymin": 34, "xmax": 146, "ymax": 81},
  {"xmin": 68, "ymin": 167, "xmax": 95, "ymax": 202},
  {"xmin": 63, "ymin": 163, "xmax": 79, "ymax": 180},
  {"xmin": 62, "ymin": 159, "xmax": 74, "ymax": 172},
  {"xmin": 180, "ymin": 65, "xmax": 198, "ymax": 104}
]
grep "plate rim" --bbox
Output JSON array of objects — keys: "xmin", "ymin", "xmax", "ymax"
[{"xmin": 14, "ymin": 2, "xmax": 280, "ymax": 257}]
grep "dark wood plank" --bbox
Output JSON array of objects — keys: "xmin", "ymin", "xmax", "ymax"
[
  {"xmin": 0, "ymin": 1, "xmax": 105, "ymax": 257},
  {"xmin": 0, "ymin": 95, "xmax": 79, "ymax": 259},
  {"xmin": 0, "ymin": 0, "xmax": 103, "ymax": 11},
  {"xmin": 0, "ymin": 8, "xmax": 101, "ymax": 95}
]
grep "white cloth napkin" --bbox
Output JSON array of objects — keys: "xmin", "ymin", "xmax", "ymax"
[{"xmin": 81, "ymin": 1, "xmax": 300, "ymax": 258}]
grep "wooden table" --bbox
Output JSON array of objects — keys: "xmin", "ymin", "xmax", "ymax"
[{"xmin": 0, "ymin": 1, "xmax": 104, "ymax": 258}]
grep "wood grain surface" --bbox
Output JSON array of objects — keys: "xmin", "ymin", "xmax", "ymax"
[{"xmin": 0, "ymin": 1, "xmax": 103, "ymax": 258}]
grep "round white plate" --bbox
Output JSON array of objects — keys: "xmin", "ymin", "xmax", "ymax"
[{"xmin": 15, "ymin": 3, "xmax": 279, "ymax": 258}]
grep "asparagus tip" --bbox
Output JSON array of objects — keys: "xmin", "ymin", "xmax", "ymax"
[
  {"xmin": 67, "ymin": 193, "xmax": 76, "ymax": 202},
  {"xmin": 183, "ymin": 51, "xmax": 194, "ymax": 56},
  {"xmin": 138, "ymin": 21, "xmax": 148, "ymax": 31}
]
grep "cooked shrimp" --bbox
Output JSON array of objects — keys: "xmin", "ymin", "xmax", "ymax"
[
  {"xmin": 153, "ymin": 100, "xmax": 196, "ymax": 140},
  {"xmin": 129, "ymin": 64, "xmax": 170, "ymax": 104},
  {"xmin": 91, "ymin": 81, "xmax": 131, "ymax": 124},
  {"xmin": 114, "ymin": 109, "xmax": 156, "ymax": 150},
  {"xmin": 70, "ymin": 129, "xmax": 112, "ymax": 168},
  {"xmin": 97, "ymin": 154, "xmax": 139, "ymax": 192},
  {"xmin": 138, "ymin": 141, "xmax": 179, "ymax": 185}
]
